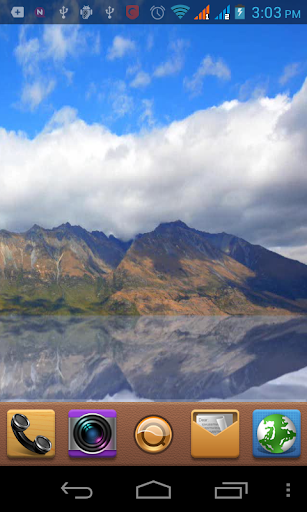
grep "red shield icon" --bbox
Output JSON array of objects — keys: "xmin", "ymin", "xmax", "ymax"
[{"xmin": 126, "ymin": 5, "xmax": 139, "ymax": 19}]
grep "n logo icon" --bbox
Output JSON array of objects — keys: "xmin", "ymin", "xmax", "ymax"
[{"xmin": 194, "ymin": 5, "xmax": 210, "ymax": 20}]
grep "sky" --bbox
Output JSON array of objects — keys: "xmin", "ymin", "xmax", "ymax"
[{"xmin": 0, "ymin": 22, "xmax": 307, "ymax": 263}]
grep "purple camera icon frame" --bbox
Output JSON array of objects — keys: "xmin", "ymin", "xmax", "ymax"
[{"xmin": 68, "ymin": 409, "xmax": 117, "ymax": 458}]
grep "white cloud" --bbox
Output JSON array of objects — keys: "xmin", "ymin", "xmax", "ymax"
[
  {"xmin": 107, "ymin": 36, "xmax": 135, "ymax": 60},
  {"xmin": 20, "ymin": 79, "xmax": 56, "ymax": 111},
  {"xmin": 43, "ymin": 106, "xmax": 78, "ymax": 131},
  {"xmin": 130, "ymin": 71, "xmax": 151, "ymax": 89},
  {"xmin": 139, "ymin": 99, "xmax": 155, "ymax": 127},
  {"xmin": 14, "ymin": 29, "xmax": 40, "ymax": 75},
  {"xmin": 108, "ymin": 81, "xmax": 134, "ymax": 118},
  {"xmin": 153, "ymin": 39, "xmax": 189, "ymax": 78},
  {"xmin": 128, "ymin": 38, "xmax": 188, "ymax": 90},
  {"xmin": 15, "ymin": 25, "xmax": 97, "ymax": 70},
  {"xmin": 1, "ymin": 79, "xmax": 307, "ymax": 265},
  {"xmin": 86, "ymin": 80, "xmax": 134, "ymax": 116},
  {"xmin": 238, "ymin": 78, "xmax": 269, "ymax": 101},
  {"xmin": 184, "ymin": 55, "xmax": 231, "ymax": 96},
  {"xmin": 42, "ymin": 25, "xmax": 91, "ymax": 61},
  {"xmin": 126, "ymin": 62, "xmax": 141, "ymax": 76},
  {"xmin": 279, "ymin": 62, "xmax": 301, "ymax": 85},
  {"xmin": 14, "ymin": 25, "xmax": 100, "ymax": 109}
]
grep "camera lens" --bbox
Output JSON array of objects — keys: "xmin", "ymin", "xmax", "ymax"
[
  {"xmin": 73, "ymin": 414, "xmax": 112, "ymax": 453},
  {"xmin": 81, "ymin": 423, "xmax": 103, "ymax": 444}
]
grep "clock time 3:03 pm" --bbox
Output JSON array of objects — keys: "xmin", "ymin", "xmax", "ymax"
[{"xmin": 252, "ymin": 6, "xmax": 301, "ymax": 19}]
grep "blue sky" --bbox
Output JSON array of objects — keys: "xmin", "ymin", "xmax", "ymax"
[
  {"xmin": 0, "ymin": 24, "xmax": 306, "ymax": 135},
  {"xmin": 0, "ymin": 23, "xmax": 307, "ymax": 263}
]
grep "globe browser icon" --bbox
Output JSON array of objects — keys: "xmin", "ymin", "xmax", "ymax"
[
  {"xmin": 257, "ymin": 414, "xmax": 296, "ymax": 453},
  {"xmin": 253, "ymin": 409, "xmax": 301, "ymax": 458}
]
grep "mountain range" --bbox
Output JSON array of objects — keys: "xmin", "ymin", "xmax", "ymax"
[{"xmin": 0, "ymin": 220, "xmax": 307, "ymax": 315}]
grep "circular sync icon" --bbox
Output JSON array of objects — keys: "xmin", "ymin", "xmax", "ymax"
[
  {"xmin": 150, "ymin": 5, "xmax": 165, "ymax": 20},
  {"xmin": 135, "ymin": 415, "xmax": 172, "ymax": 453}
]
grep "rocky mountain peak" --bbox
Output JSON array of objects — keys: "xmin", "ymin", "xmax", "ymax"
[
  {"xmin": 0, "ymin": 221, "xmax": 307, "ymax": 315},
  {"xmin": 57, "ymin": 222, "xmax": 72, "ymax": 229},
  {"xmin": 27, "ymin": 224, "xmax": 43, "ymax": 233},
  {"xmin": 155, "ymin": 220, "xmax": 190, "ymax": 231}
]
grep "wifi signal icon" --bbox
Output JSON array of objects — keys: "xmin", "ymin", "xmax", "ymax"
[{"xmin": 171, "ymin": 4, "xmax": 190, "ymax": 19}]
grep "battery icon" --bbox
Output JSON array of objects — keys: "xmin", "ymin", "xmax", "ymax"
[{"xmin": 235, "ymin": 4, "xmax": 245, "ymax": 19}]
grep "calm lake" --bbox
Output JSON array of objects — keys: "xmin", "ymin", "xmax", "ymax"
[{"xmin": 0, "ymin": 315, "xmax": 307, "ymax": 401}]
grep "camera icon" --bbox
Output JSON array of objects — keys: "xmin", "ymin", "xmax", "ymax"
[{"xmin": 68, "ymin": 410, "xmax": 116, "ymax": 457}]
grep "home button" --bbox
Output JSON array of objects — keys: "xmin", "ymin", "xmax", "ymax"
[{"xmin": 136, "ymin": 480, "xmax": 171, "ymax": 499}]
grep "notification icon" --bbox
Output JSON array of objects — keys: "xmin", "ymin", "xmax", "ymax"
[
  {"xmin": 126, "ymin": 5, "xmax": 139, "ymax": 19},
  {"xmin": 11, "ymin": 7, "xmax": 25, "ymax": 18},
  {"xmin": 35, "ymin": 7, "xmax": 45, "ymax": 17}
]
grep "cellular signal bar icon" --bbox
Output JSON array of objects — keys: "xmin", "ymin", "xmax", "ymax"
[
  {"xmin": 215, "ymin": 4, "xmax": 230, "ymax": 20},
  {"xmin": 194, "ymin": 5, "xmax": 210, "ymax": 20}
]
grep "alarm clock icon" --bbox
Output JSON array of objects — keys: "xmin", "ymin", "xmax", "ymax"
[{"xmin": 150, "ymin": 6, "xmax": 165, "ymax": 20}]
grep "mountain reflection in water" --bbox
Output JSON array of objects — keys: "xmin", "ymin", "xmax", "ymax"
[{"xmin": 0, "ymin": 315, "xmax": 307, "ymax": 401}]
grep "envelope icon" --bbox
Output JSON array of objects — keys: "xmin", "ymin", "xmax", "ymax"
[{"xmin": 191, "ymin": 410, "xmax": 239, "ymax": 458}]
